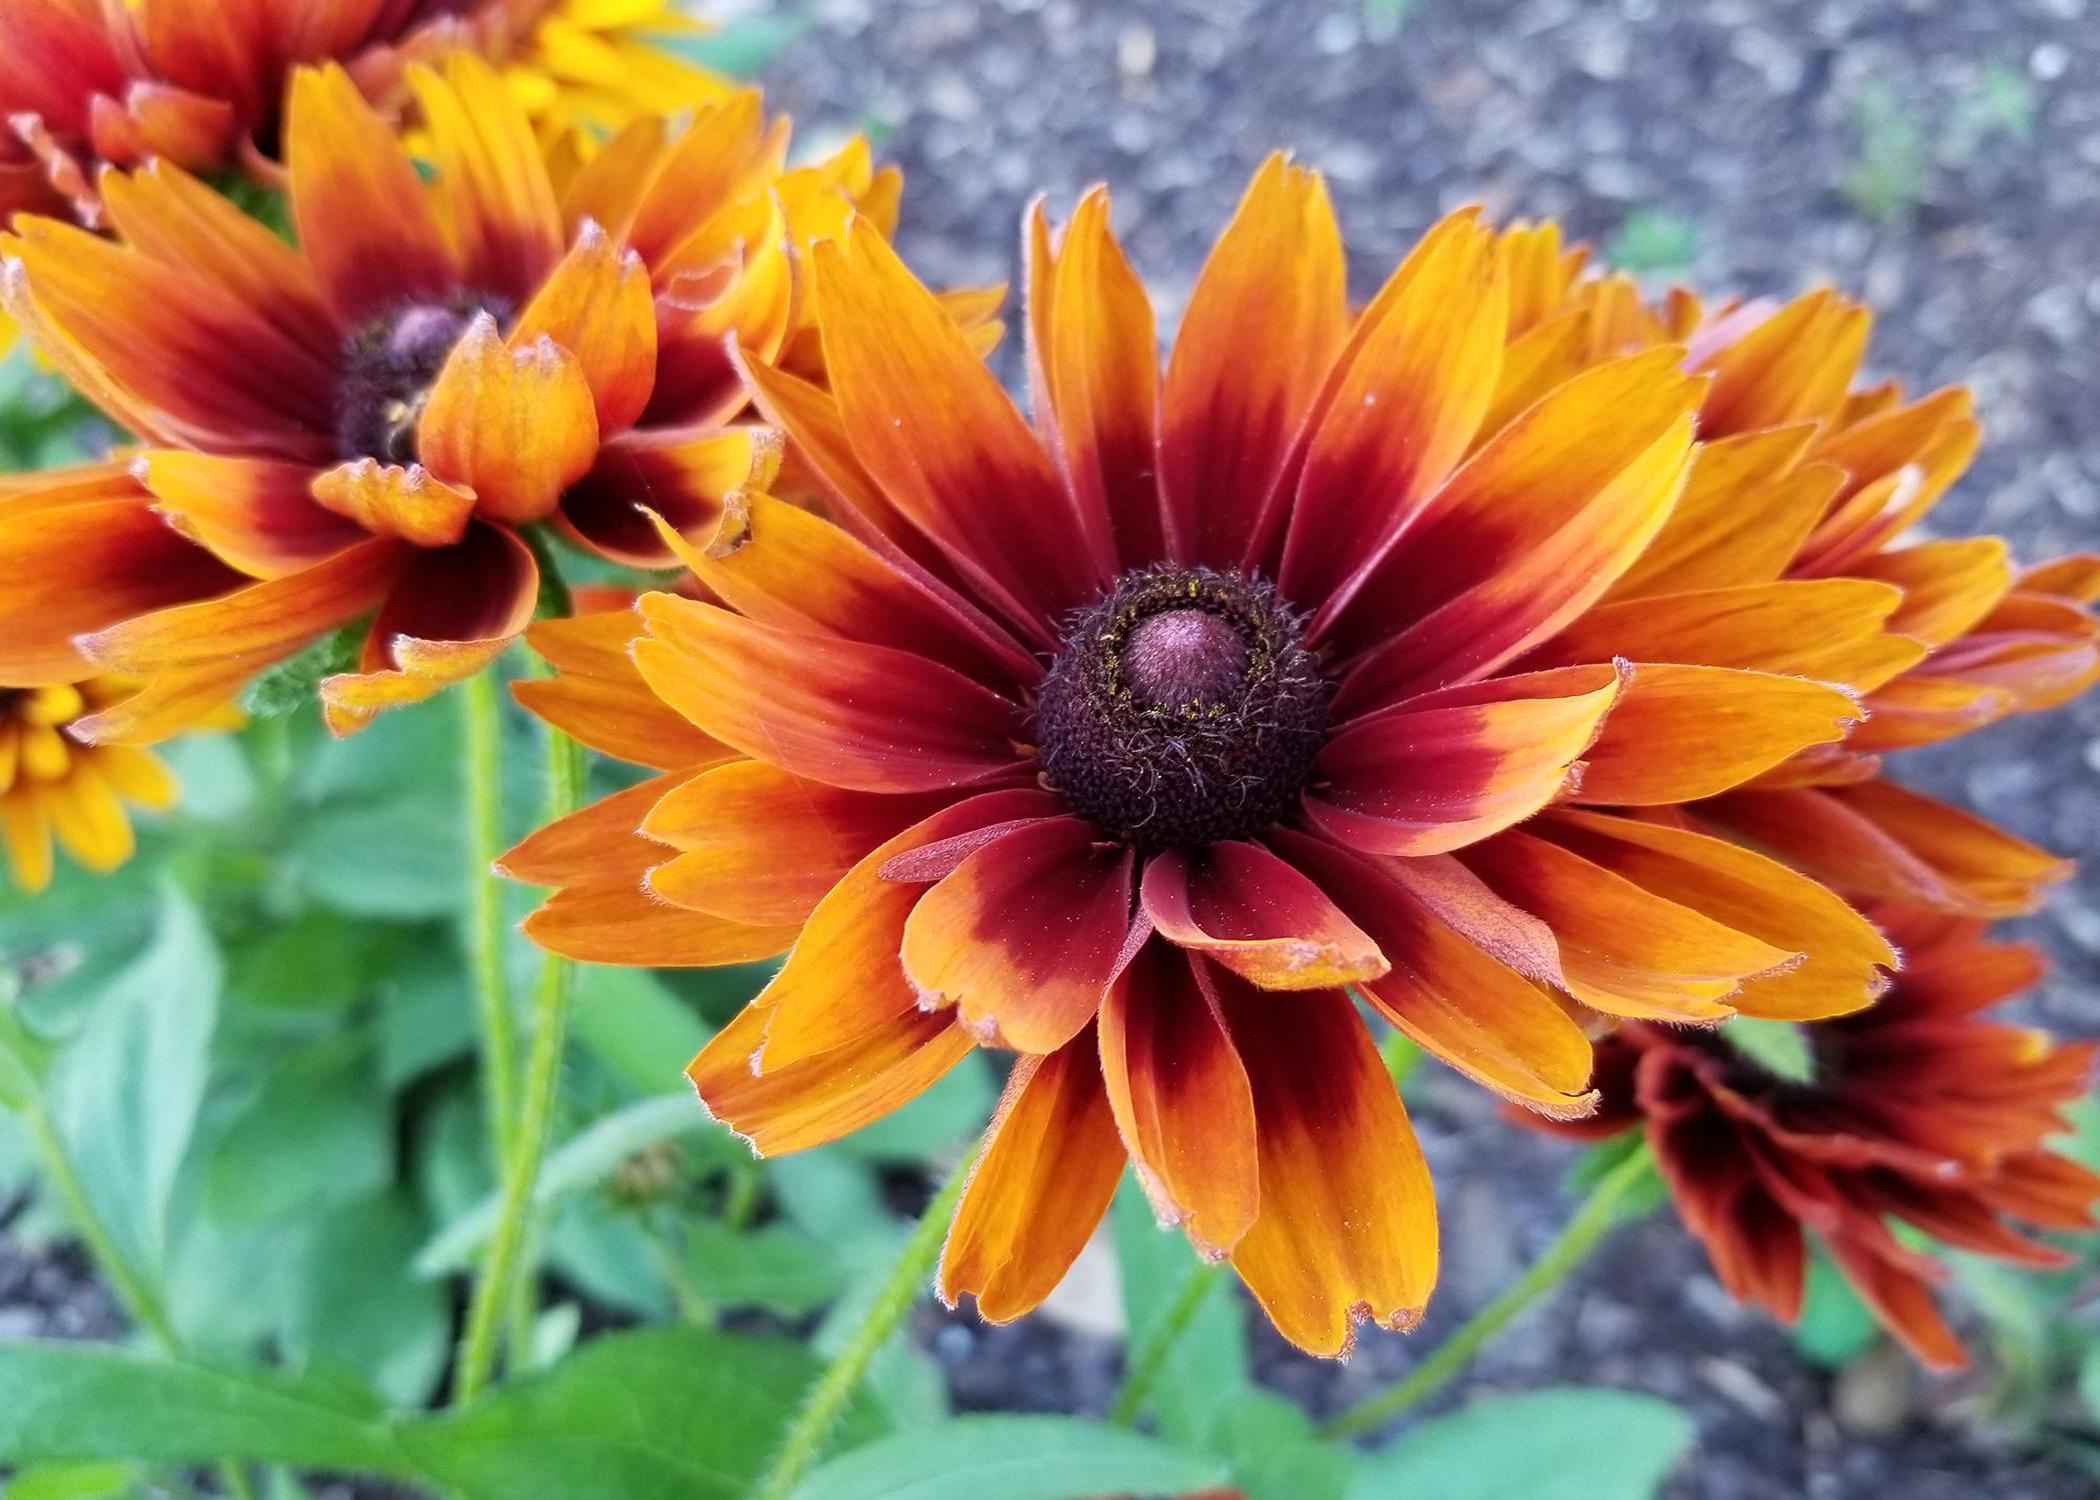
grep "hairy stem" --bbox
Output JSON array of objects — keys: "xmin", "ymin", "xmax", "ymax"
[
  {"xmin": 752, "ymin": 1146, "xmax": 979, "ymax": 1500},
  {"xmin": 461, "ymin": 671, "xmax": 518, "ymax": 1178},
  {"xmin": 1320, "ymin": 1145, "xmax": 1660, "ymax": 1441}
]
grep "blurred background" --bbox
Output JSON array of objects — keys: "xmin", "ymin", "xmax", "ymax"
[{"xmin": 5, "ymin": 2, "xmax": 2099, "ymax": 1497}]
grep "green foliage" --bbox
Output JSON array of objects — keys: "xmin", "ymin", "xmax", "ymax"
[
  {"xmin": 1843, "ymin": 80, "xmax": 1929, "ymax": 224},
  {"xmin": 1351, "ymin": 1387, "xmax": 1696, "ymax": 1500},
  {"xmin": 1606, "ymin": 208, "xmax": 1700, "ymax": 274},
  {"xmin": 667, "ymin": 13, "xmax": 809, "ymax": 78},
  {"xmin": 1362, "ymin": 0, "xmax": 1416, "ymax": 40},
  {"xmin": 787, "ymin": 1415, "xmax": 1228, "ymax": 1500},
  {"xmin": 1791, "ymin": 1249, "xmax": 1881, "ymax": 1369},
  {"xmin": 1718, "ymin": 1016, "xmax": 1816, "ymax": 1084}
]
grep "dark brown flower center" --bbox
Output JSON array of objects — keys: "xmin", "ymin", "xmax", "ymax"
[
  {"xmin": 1034, "ymin": 565, "xmax": 1330, "ymax": 850},
  {"xmin": 336, "ymin": 294, "xmax": 509, "ymax": 463}
]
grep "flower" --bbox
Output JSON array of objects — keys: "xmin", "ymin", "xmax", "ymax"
[
  {"xmin": 1535, "ymin": 904, "xmax": 2100, "ymax": 1367},
  {"xmin": 0, "ymin": 0, "xmax": 726, "ymax": 223},
  {"xmin": 0, "ymin": 675, "xmax": 181, "ymax": 890},
  {"xmin": 505, "ymin": 159, "xmax": 1910, "ymax": 1356},
  {"xmin": 1495, "ymin": 231, "xmax": 2100, "ymax": 918},
  {"xmin": 0, "ymin": 56, "xmax": 891, "ymax": 738}
]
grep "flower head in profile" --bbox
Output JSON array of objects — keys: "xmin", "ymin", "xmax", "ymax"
[
  {"xmin": 0, "ymin": 0, "xmax": 727, "ymax": 223},
  {"xmin": 1536, "ymin": 904, "xmax": 2100, "ymax": 1367},
  {"xmin": 506, "ymin": 159, "xmax": 1909, "ymax": 1356},
  {"xmin": 1495, "ymin": 231, "xmax": 2099, "ymax": 919},
  {"xmin": 0, "ymin": 56, "xmax": 891, "ymax": 738}
]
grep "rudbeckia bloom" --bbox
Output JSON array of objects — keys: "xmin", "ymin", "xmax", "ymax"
[
  {"xmin": 0, "ymin": 675, "xmax": 179, "ymax": 890},
  {"xmin": 1535, "ymin": 904, "xmax": 2100, "ymax": 1367},
  {"xmin": 505, "ymin": 159, "xmax": 1910, "ymax": 1356},
  {"xmin": 0, "ymin": 0, "xmax": 725, "ymax": 222},
  {"xmin": 0, "ymin": 56, "xmax": 892, "ymax": 738},
  {"xmin": 1494, "ymin": 234, "xmax": 2100, "ymax": 918}
]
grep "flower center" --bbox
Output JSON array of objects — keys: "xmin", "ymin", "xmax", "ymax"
[
  {"xmin": 1034, "ymin": 565, "xmax": 1330, "ymax": 850},
  {"xmin": 335, "ymin": 294, "xmax": 510, "ymax": 463}
]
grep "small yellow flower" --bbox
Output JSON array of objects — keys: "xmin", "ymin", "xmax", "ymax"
[{"xmin": 0, "ymin": 679, "xmax": 179, "ymax": 892}]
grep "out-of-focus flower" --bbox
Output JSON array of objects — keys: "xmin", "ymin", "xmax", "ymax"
[
  {"xmin": 1495, "ymin": 228, "xmax": 2099, "ymax": 919},
  {"xmin": 0, "ymin": 676, "xmax": 178, "ymax": 891},
  {"xmin": 1535, "ymin": 905, "xmax": 2100, "ymax": 1367},
  {"xmin": 504, "ymin": 159, "xmax": 1908, "ymax": 1357},
  {"xmin": 0, "ymin": 0, "xmax": 727, "ymax": 223},
  {"xmin": 0, "ymin": 56, "xmax": 891, "ymax": 738}
]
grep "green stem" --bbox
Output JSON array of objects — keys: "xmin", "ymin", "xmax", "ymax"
[
  {"xmin": 752, "ymin": 1146, "xmax": 980, "ymax": 1500},
  {"xmin": 26, "ymin": 1102, "xmax": 260, "ymax": 1500},
  {"xmin": 461, "ymin": 671, "xmax": 519, "ymax": 1178},
  {"xmin": 452, "ymin": 719, "xmax": 585, "ymax": 1404},
  {"xmin": 1320, "ymin": 1145, "xmax": 1659, "ymax": 1441},
  {"xmin": 1110, "ymin": 1259, "xmax": 1224, "ymax": 1427}
]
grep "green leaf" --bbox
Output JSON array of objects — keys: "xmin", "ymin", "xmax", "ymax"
[
  {"xmin": 1605, "ymin": 208, "xmax": 1700, "ymax": 273},
  {"xmin": 838, "ymin": 1053, "xmax": 994, "ymax": 1161},
  {"xmin": 1351, "ymin": 1387, "xmax": 1695, "ymax": 1500},
  {"xmin": 570, "ymin": 966, "xmax": 710, "ymax": 1097},
  {"xmin": 377, "ymin": 941, "xmax": 477, "ymax": 1088},
  {"xmin": 3, "ymin": 1462, "xmax": 142, "ymax": 1500},
  {"xmin": 1110, "ymin": 1180, "xmax": 1249, "ymax": 1444},
  {"xmin": 403, "ymin": 1327, "xmax": 873, "ymax": 1500},
  {"xmin": 787, "ymin": 1416, "xmax": 1226, "ymax": 1500},
  {"xmin": 0, "ymin": 1342, "xmax": 408, "ymax": 1476},
  {"xmin": 669, "ymin": 15, "xmax": 808, "ymax": 78},
  {"xmin": 43, "ymin": 891, "xmax": 220, "ymax": 1279},
  {"xmin": 0, "ymin": 986, "xmax": 49, "ymax": 1111},
  {"xmin": 2078, "ymin": 1341, "xmax": 2100, "ymax": 1425},
  {"xmin": 227, "ymin": 911, "xmax": 385, "ymax": 1011},
  {"xmin": 291, "ymin": 795, "xmax": 466, "ymax": 917},
  {"xmin": 1717, "ymin": 1018, "xmax": 1814, "ymax": 1084},
  {"xmin": 205, "ymin": 1037, "xmax": 391, "ymax": 1224},
  {"xmin": 1210, "ymin": 1390, "xmax": 1352, "ymax": 1500},
  {"xmin": 289, "ymin": 1191, "xmax": 449, "ymax": 1408},
  {"xmin": 683, "ymin": 1219, "xmax": 844, "ymax": 1316},
  {"xmin": 415, "ymin": 1094, "xmax": 700, "ymax": 1275},
  {"xmin": 1792, "ymin": 1250, "xmax": 1880, "ymax": 1369}
]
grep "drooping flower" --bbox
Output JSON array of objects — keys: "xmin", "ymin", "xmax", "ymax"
[
  {"xmin": 0, "ymin": 56, "xmax": 892, "ymax": 738},
  {"xmin": 504, "ymin": 159, "xmax": 1911, "ymax": 1356},
  {"xmin": 1493, "ymin": 231, "xmax": 2099, "ymax": 918},
  {"xmin": 1534, "ymin": 904, "xmax": 2100, "ymax": 1367},
  {"xmin": 0, "ymin": 0, "xmax": 726, "ymax": 223}
]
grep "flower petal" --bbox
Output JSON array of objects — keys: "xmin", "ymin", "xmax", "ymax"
[
  {"xmin": 1852, "ymin": 537, "xmax": 2012, "ymax": 649},
  {"xmin": 511, "ymin": 220, "xmax": 657, "ymax": 433},
  {"xmin": 1158, "ymin": 154, "xmax": 1346, "ymax": 569},
  {"xmin": 1573, "ymin": 664, "xmax": 1861, "ymax": 805},
  {"xmin": 140, "ymin": 453, "xmax": 367, "ymax": 577},
  {"xmin": 309, "ymin": 459, "xmax": 478, "ymax": 549},
  {"xmin": 643, "ymin": 760, "xmax": 950, "ymax": 927},
  {"xmin": 1098, "ymin": 942, "xmax": 1258, "ymax": 1257},
  {"xmin": 419, "ymin": 314, "xmax": 600, "ymax": 525},
  {"xmin": 285, "ymin": 63, "xmax": 455, "ymax": 324},
  {"xmin": 812, "ymin": 223, "xmax": 1095, "ymax": 635},
  {"xmin": 513, "ymin": 607, "xmax": 733, "ymax": 772},
  {"xmin": 525, "ymin": 882, "xmax": 796, "ymax": 967},
  {"xmin": 633, "ymin": 594, "xmax": 1025, "ymax": 794},
  {"xmin": 1222, "ymin": 978, "xmax": 1437, "ymax": 1358},
  {"xmin": 1602, "ymin": 428, "xmax": 1832, "ymax": 599},
  {"xmin": 557, "ymin": 425, "xmax": 776, "ymax": 567},
  {"xmin": 407, "ymin": 55, "xmax": 564, "ymax": 302},
  {"xmin": 1139, "ymin": 840, "xmax": 1386, "ymax": 990},
  {"xmin": 901, "ymin": 816, "xmax": 1136, "ymax": 1053},
  {"xmin": 938, "ymin": 1036, "xmax": 1125, "ymax": 1321},
  {"xmin": 1540, "ymin": 810, "xmax": 1894, "ymax": 1021},
  {"xmin": 499, "ymin": 771, "xmax": 692, "ymax": 889},
  {"xmin": 1307, "ymin": 665, "xmax": 1623, "ymax": 857},
  {"xmin": 319, "ymin": 522, "xmax": 537, "ymax": 735}
]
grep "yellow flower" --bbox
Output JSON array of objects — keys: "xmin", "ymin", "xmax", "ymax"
[{"xmin": 0, "ymin": 679, "xmax": 178, "ymax": 892}]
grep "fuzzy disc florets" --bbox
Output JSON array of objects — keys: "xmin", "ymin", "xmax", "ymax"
[
  {"xmin": 1034, "ymin": 566, "xmax": 1330, "ymax": 850},
  {"xmin": 336, "ymin": 293, "xmax": 511, "ymax": 463}
]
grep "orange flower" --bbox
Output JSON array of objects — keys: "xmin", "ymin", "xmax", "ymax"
[
  {"xmin": 0, "ymin": 56, "xmax": 891, "ymax": 738},
  {"xmin": 0, "ymin": 675, "xmax": 182, "ymax": 890},
  {"xmin": 1535, "ymin": 905, "xmax": 2100, "ymax": 1368},
  {"xmin": 0, "ymin": 0, "xmax": 725, "ymax": 222},
  {"xmin": 1495, "ymin": 230, "xmax": 2098, "ymax": 917},
  {"xmin": 505, "ymin": 159, "xmax": 1910, "ymax": 1356}
]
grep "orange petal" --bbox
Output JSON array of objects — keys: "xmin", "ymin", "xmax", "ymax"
[
  {"xmin": 514, "ymin": 608, "xmax": 733, "ymax": 771},
  {"xmin": 643, "ymin": 761, "xmax": 950, "ymax": 927},
  {"xmin": 285, "ymin": 63, "xmax": 455, "ymax": 324},
  {"xmin": 748, "ymin": 788, "xmax": 1063, "ymax": 1070},
  {"xmin": 1098, "ymin": 942, "xmax": 1258, "ymax": 1257},
  {"xmin": 1603, "ymin": 428, "xmax": 1831, "ymax": 599},
  {"xmin": 140, "ymin": 453, "xmax": 366, "ymax": 578},
  {"xmin": 1540, "ymin": 809, "xmax": 1894, "ymax": 1021},
  {"xmin": 1461, "ymin": 829, "xmax": 1797, "ymax": 1023},
  {"xmin": 319, "ymin": 522, "xmax": 536, "ymax": 735},
  {"xmin": 499, "ymin": 771, "xmax": 693, "ymax": 888},
  {"xmin": 558, "ymin": 425, "xmax": 776, "ymax": 567},
  {"xmin": 309, "ymin": 459, "xmax": 478, "ymax": 549},
  {"xmin": 1329, "ymin": 348, "xmax": 1702, "ymax": 700},
  {"xmin": 1284, "ymin": 211, "xmax": 1506, "ymax": 615},
  {"xmin": 1697, "ymin": 290, "xmax": 1868, "ymax": 435},
  {"xmin": 1222, "ymin": 978, "xmax": 1437, "ymax": 1358},
  {"xmin": 1275, "ymin": 829, "xmax": 1598, "ymax": 1116},
  {"xmin": 900, "ymin": 816, "xmax": 1136, "ymax": 1053},
  {"xmin": 1139, "ymin": 840, "xmax": 1386, "ymax": 990},
  {"xmin": 419, "ymin": 314, "xmax": 600, "ymax": 525},
  {"xmin": 938, "ymin": 1035, "xmax": 1125, "ymax": 1321},
  {"xmin": 633, "ymin": 594, "xmax": 1025, "ymax": 794},
  {"xmin": 812, "ymin": 223, "xmax": 1097, "ymax": 634},
  {"xmin": 1573, "ymin": 664, "xmax": 1861, "ymax": 805},
  {"xmin": 1158, "ymin": 154, "xmax": 1346, "ymax": 569},
  {"xmin": 689, "ymin": 998, "xmax": 973, "ymax": 1157},
  {"xmin": 1027, "ymin": 189, "xmax": 1162, "ymax": 568},
  {"xmin": 1852, "ymin": 537, "xmax": 2012, "ymax": 648},
  {"xmin": 1308, "ymin": 665, "xmax": 1623, "ymax": 857},
  {"xmin": 525, "ymin": 881, "xmax": 796, "ymax": 967},
  {"xmin": 407, "ymin": 55, "xmax": 563, "ymax": 301},
  {"xmin": 511, "ymin": 220, "xmax": 656, "ymax": 433}
]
